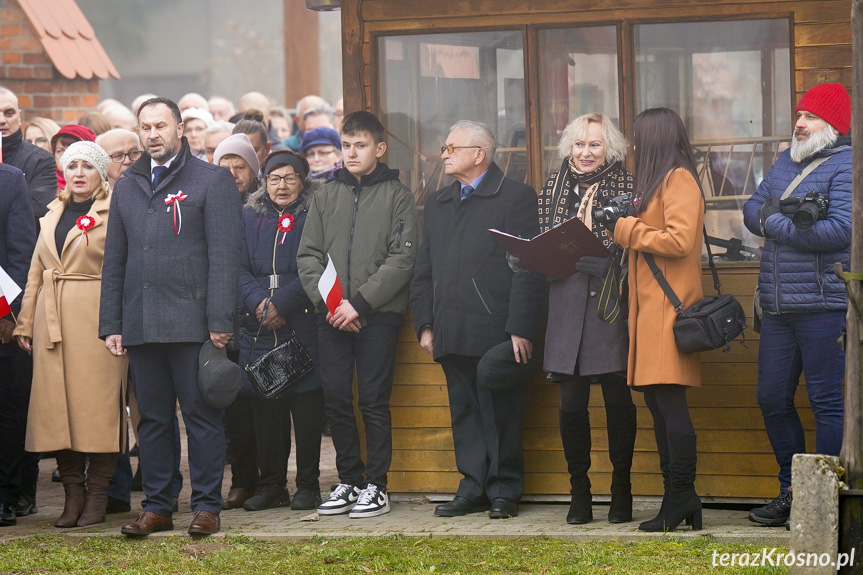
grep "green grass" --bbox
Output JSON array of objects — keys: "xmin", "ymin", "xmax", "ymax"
[{"xmin": 0, "ymin": 535, "xmax": 789, "ymax": 574}]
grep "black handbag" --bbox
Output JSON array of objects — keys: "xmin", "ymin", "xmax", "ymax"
[
  {"xmin": 244, "ymin": 295, "xmax": 314, "ymax": 398},
  {"xmin": 643, "ymin": 227, "xmax": 746, "ymax": 354}
]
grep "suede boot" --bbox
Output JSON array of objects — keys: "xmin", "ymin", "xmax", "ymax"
[
  {"xmin": 639, "ymin": 433, "xmax": 701, "ymax": 532},
  {"xmin": 55, "ymin": 450, "xmax": 86, "ymax": 528},
  {"xmin": 559, "ymin": 409, "xmax": 593, "ymax": 524},
  {"xmin": 606, "ymin": 401, "xmax": 636, "ymax": 523},
  {"xmin": 77, "ymin": 453, "xmax": 119, "ymax": 527}
]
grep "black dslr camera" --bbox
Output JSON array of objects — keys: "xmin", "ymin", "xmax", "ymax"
[
  {"xmin": 780, "ymin": 193, "xmax": 829, "ymax": 231},
  {"xmin": 593, "ymin": 195, "xmax": 636, "ymax": 225}
]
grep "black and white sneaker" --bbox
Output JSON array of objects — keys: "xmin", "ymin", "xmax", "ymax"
[
  {"xmin": 318, "ymin": 483, "xmax": 361, "ymax": 515},
  {"xmin": 348, "ymin": 483, "xmax": 390, "ymax": 518}
]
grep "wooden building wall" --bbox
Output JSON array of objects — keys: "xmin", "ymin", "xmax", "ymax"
[{"xmin": 340, "ymin": 0, "xmax": 851, "ymax": 500}]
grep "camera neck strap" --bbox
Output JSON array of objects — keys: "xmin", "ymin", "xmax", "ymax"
[{"xmin": 780, "ymin": 155, "xmax": 831, "ymax": 201}]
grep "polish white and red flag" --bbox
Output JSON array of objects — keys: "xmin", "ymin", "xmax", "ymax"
[
  {"xmin": 317, "ymin": 254, "xmax": 343, "ymax": 316},
  {"xmin": 0, "ymin": 264, "xmax": 22, "ymax": 318}
]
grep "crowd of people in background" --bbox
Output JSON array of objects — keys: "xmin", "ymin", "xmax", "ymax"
[{"xmin": 0, "ymin": 82, "xmax": 852, "ymax": 538}]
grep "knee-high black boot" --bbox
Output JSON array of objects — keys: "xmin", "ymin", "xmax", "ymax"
[
  {"xmin": 559, "ymin": 409, "xmax": 592, "ymax": 524},
  {"xmin": 638, "ymin": 433, "xmax": 701, "ymax": 532},
  {"xmin": 606, "ymin": 401, "xmax": 636, "ymax": 523}
]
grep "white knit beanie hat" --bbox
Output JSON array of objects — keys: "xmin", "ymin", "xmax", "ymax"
[{"xmin": 60, "ymin": 141, "xmax": 110, "ymax": 182}]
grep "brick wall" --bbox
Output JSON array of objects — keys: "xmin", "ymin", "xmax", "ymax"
[{"xmin": 0, "ymin": 0, "xmax": 100, "ymax": 124}]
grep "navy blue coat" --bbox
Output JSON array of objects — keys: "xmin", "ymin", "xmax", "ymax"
[
  {"xmin": 743, "ymin": 140, "xmax": 851, "ymax": 313},
  {"xmin": 237, "ymin": 186, "xmax": 320, "ymax": 396},
  {"xmin": 99, "ymin": 138, "xmax": 242, "ymax": 344},
  {"xmin": 0, "ymin": 164, "xmax": 36, "ymax": 357}
]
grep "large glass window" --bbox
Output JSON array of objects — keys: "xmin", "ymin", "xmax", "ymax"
[
  {"xmin": 635, "ymin": 19, "xmax": 792, "ymax": 262},
  {"xmin": 378, "ymin": 32, "xmax": 525, "ymax": 206},
  {"xmin": 538, "ymin": 26, "xmax": 620, "ymax": 175}
]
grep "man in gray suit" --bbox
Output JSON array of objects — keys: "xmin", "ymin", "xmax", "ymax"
[{"xmin": 99, "ymin": 97, "xmax": 241, "ymax": 537}]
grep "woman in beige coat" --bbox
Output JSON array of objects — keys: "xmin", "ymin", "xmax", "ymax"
[
  {"xmin": 15, "ymin": 141, "xmax": 127, "ymax": 528},
  {"xmin": 611, "ymin": 108, "xmax": 704, "ymax": 533}
]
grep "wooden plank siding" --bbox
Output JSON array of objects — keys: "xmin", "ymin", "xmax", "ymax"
[{"xmin": 340, "ymin": 0, "xmax": 850, "ymax": 500}]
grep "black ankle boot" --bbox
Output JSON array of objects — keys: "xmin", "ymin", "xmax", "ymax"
[
  {"xmin": 639, "ymin": 433, "xmax": 701, "ymax": 532},
  {"xmin": 606, "ymin": 398, "xmax": 636, "ymax": 523},
  {"xmin": 559, "ymin": 409, "xmax": 593, "ymax": 524}
]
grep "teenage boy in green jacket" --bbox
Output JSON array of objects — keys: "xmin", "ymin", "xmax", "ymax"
[{"xmin": 297, "ymin": 111, "xmax": 417, "ymax": 518}]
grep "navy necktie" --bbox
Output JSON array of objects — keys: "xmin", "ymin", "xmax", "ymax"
[
  {"xmin": 152, "ymin": 165, "xmax": 168, "ymax": 189},
  {"xmin": 460, "ymin": 184, "xmax": 473, "ymax": 201}
]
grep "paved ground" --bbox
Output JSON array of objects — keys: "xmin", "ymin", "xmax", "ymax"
[{"xmin": 0, "ymin": 414, "xmax": 790, "ymax": 546}]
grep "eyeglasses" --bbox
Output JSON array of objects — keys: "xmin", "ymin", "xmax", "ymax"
[
  {"xmin": 267, "ymin": 173, "xmax": 301, "ymax": 186},
  {"xmin": 26, "ymin": 137, "xmax": 48, "ymax": 146},
  {"xmin": 441, "ymin": 144, "xmax": 482, "ymax": 154},
  {"xmin": 108, "ymin": 150, "xmax": 143, "ymax": 163}
]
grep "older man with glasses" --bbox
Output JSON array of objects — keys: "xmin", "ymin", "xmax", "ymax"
[{"xmin": 96, "ymin": 129, "xmax": 144, "ymax": 190}]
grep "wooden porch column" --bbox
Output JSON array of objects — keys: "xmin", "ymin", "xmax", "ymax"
[{"xmin": 285, "ymin": 1, "xmax": 321, "ymax": 107}]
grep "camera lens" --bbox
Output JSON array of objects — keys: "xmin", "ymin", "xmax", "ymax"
[
  {"xmin": 592, "ymin": 207, "xmax": 607, "ymax": 222},
  {"xmin": 792, "ymin": 203, "xmax": 820, "ymax": 230}
]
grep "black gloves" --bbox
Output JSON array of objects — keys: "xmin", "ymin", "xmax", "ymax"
[
  {"xmin": 575, "ymin": 256, "xmax": 613, "ymax": 278},
  {"xmin": 759, "ymin": 197, "xmax": 781, "ymax": 235}
]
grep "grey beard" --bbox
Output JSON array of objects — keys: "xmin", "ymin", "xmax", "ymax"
[{"xmin": 790, "ymin": 127, "xmax": 837, "ymax": 163}]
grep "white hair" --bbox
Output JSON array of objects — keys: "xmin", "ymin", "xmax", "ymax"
[
  {"xmin": 205, "ymin": 121, "xmax": 235, "ymax": 137},
  {"xmin": 557, "ymin": 113, "xmax": 628, "ymax": 163},
  {"xmin": 449, "ymin": 120, "xmax": 496, "ymax": 158}
]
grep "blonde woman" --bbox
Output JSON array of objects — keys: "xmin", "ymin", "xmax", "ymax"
[{"xmin": 15, "ymin": 141, "xmax": 127, "ymax": 527}]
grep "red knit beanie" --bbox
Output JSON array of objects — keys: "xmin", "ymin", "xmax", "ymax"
[{"xmin": 795, "ymin": 83, "xmax": 851, "ymax": 135}]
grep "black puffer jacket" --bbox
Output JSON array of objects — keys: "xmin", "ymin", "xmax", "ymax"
[{"xmin": 1, "ymin": 129, "xmax": 57, "ymax": 221}]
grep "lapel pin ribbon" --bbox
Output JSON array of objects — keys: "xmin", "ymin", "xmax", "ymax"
[
  {"xmin": 165, "ymin": 191, "xmax": 188, "ymax": 236},
  {"xmin": 73, "ymin": 215, "xmax": 95, "ymax": 250},
  {"xmin": 277, "ymin": 213, "xmax": 295, "ymax": 245}
]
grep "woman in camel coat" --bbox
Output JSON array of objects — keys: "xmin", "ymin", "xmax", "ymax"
[
  {"xmin": 15, "ymin": 141, "xmax": 127, "ymax": 528},
  {"xmin": 611, "ymin": 108, "xmax": 704, "ymax": 533}
]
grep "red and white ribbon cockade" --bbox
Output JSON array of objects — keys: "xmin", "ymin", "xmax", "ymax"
[
  {"xmin": 164, "ymin": 191, "xmax": 188, "ymax": 236},
  {"xmin": 73, "ymin": 215, "xmax": 95, "ymax": 250},
  {"xmin": 277, "ymin": 213, "xmax": 294, "ymax": 245}
]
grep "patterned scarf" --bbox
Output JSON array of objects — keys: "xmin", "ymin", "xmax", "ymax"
[{"xmin": 537, "ymin": 159, "xmax": 635, "ymax": 250}]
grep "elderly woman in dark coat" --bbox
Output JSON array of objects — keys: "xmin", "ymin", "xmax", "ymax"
[
  {"xmin": 537, "ymin": 113, "xmax": 636, "ymax": 525},
  {"xmin": 237, "ymin": 151, "xmax": 324, "ymax": 512}
]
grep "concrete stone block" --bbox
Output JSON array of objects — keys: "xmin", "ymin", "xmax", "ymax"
[{"xmin": 790, "ymin": 453, "xmax": 842, "ymax": 575}]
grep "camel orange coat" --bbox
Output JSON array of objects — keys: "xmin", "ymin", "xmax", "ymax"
[
  {"xmin": 15, "ymin": 194, "xmax": 127, "ymax": 453},
  {"xmin": 613, "ymin": 168, "xmax": 704, "ymax": 387}
]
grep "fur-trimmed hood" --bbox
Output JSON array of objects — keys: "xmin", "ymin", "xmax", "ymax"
[{"xmin": 244, "ymin": 178, "xmax": 323, "ymax": 215}]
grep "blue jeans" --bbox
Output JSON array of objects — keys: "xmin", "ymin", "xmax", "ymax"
[{"xmin": 756, "ymin": 311, "xmax": 845, "ymax": 492}]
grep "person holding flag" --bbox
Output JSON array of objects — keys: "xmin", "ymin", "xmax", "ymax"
[
  {"xmin": 0, "ymin": 162, "xmax": 37, "ymax": 527},
  {"xmin": 297, "ymin": 111, "xmax": 418, "ymax": 518}
]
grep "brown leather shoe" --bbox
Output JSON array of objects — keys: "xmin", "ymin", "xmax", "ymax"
[
  {"xmin": 188, "ymin": 510, "xmax": 220, "ymax": 535},
  {"xmin": 222, "ymin": 487, "xmax": 252, "ymax": 510},
  {"xmin": 120, "ymin": 511, "xmax": 174, "ymax": 536}
]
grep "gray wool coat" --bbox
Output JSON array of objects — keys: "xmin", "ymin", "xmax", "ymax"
[{"xmin": 99, "ymin": 139, "xmax": 242, "ymax": 345}]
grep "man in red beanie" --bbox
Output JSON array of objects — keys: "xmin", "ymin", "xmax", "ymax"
[{"xmin": 742, "ymin": 83, "xmax": 852, "ymax": 528}]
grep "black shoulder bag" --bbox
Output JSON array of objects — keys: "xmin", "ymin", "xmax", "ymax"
[
  {"xmin": 642, "ymin": 228, "xmax": 746, "ymax": 354},
  {"xmin": 244, "ymin": 295, "xmax": 314, "ymax": 398}
]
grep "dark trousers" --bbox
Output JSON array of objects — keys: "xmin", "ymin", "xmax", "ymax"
[
  {"xmin": 0, "ymin": 348, "xmax": 32, "ymax": 505},
  {"xmin": 252, "ymin": 389, "xmax": 325, "ymax": 490},
  {"xmin": 225, "ymin": 394, "xmax": 257, "ymax": 491},
  {"xmin": 756, "ymin": 311, "xmax": 845, "ymax": 491},
  {"xmin": 317, "ymin": 317, "xmax": 399, "ymax": 489},
  {"xmin": 560, "ymin": 372, "xmax": 633, "ymax": 414},
  {"xmin": 439, "ymin": 354, "xmax": 524, "ymax": 503},
  {"xmin": 128, "ymin": 342, "xmax": 225, "ymax": 516}
]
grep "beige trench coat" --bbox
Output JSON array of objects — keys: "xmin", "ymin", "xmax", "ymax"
[
  {"xmin": 15, "ymin": 194, "xmax": 127, "ymax": 453},
  {"xmin": 614, "ymin": 168, "xmax": 704, "ymax": 388}
]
